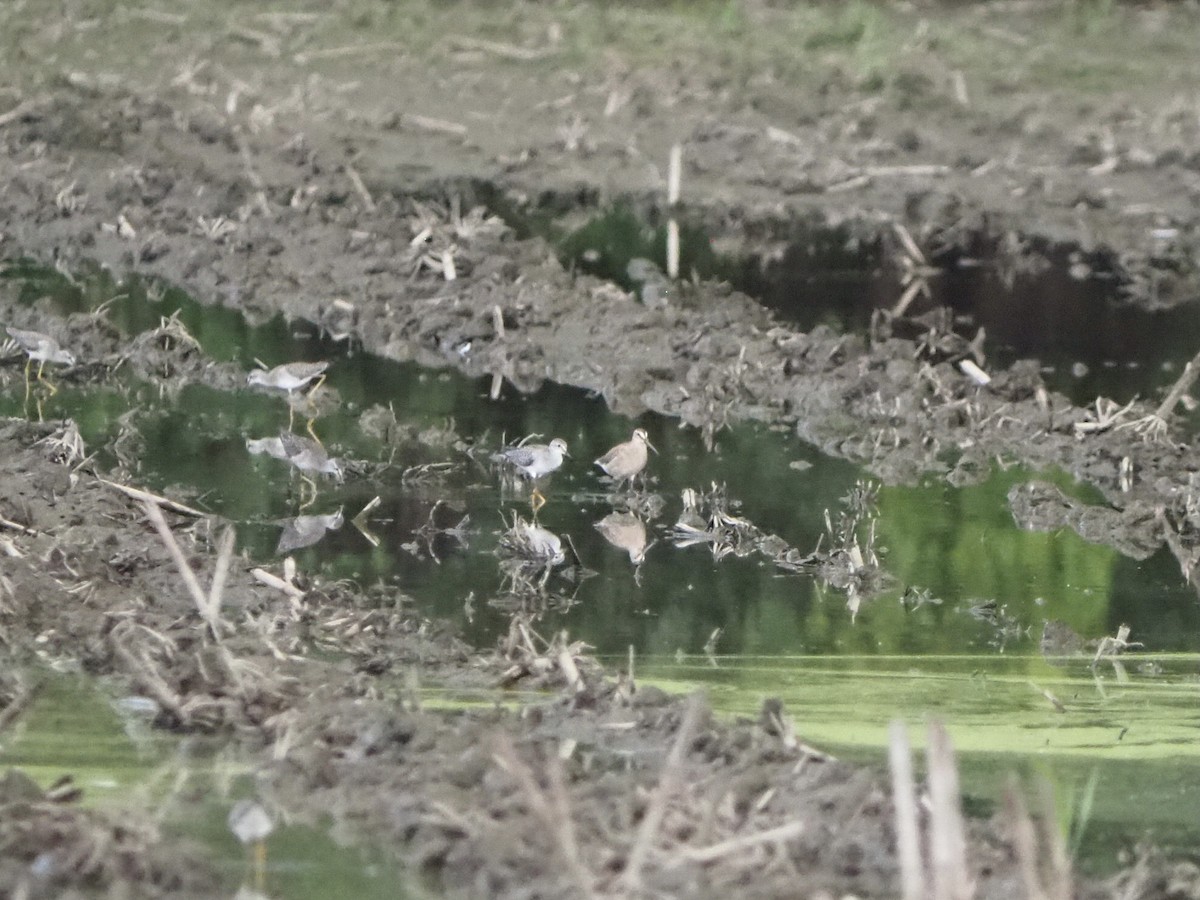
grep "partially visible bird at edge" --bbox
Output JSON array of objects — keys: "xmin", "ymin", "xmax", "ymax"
[{"xmin": 5, "ymin": 326, "xmax": 76, "ymax": 399}]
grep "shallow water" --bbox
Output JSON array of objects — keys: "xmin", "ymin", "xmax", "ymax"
[
  {"xmin": 0, "ymin": 675, "xmax": 412, "ymax": 898},
  {"xmin": 4, "ymin": 261, "xmax": 1200, "ymax": 865},
  {"xmin": 553, "ymin": 205, "xmax": 1200, "ymax": 412}
]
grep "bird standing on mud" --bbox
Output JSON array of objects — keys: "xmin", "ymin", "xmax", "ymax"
[
  {"xmin": 595, "ymin": 428, "xmax": 656, "ymax": 489},
  {"xmin": 494, "ymin": 437, "xmax": 569, "ymax": 513}
]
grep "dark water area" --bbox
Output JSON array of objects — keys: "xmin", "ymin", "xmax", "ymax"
[
  {"xmin": 553, "ymin": 206, "xmax": 1200, "ymax": 415},
  {"xmin": 5, "ymin": 259, "xmax": 1200, "ymax": 867}
]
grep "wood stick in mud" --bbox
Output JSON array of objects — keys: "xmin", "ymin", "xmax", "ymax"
[
  {"xmin": 623, "ymin": 692, "xmax": 706, "ymax": 890},
  {"xmin": 344, "ymin": 163, "xmax": 375, "ymax": 211},
  {"xmin": 142, "ymin": 500, "xmax": 225, "ymax": 639},
  {"xmin": 1153, "ymin": 347, "xmax": 1200, "ymax": 421},
  {"xmin": 0, "ymin": 514, "xmax": 37, "ymax": 536},
  {"xmin": 672, "ymin": 820, "xmax": 804, "ymax": 864},
  {"xmin": 100, "ymin": 478, "xmax": 207, "ymax": 517},
  {"xmin": 926, "ymin": 720, "xmax": 971, "ymax": 900},
  {"xmin": 492, "ymin": 733, "xmax": 596, "ymax": 900},
  {"xmin": 889, "ymin": 720, "xmax": 925, "ymax": 900}
]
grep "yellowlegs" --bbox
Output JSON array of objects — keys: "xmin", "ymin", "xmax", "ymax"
[
  {"xmin": 247, "ymin": 360, "xmax": 329, "ymax": 438},
  {"xmin": 495, "ymin": 437, "xmax": 569, "ymax": 512},
  {"xmin": 228, "ymin": 799, "xmax": 275, "ymax": 890},
  {"xmin": 276, "ymin": 507, "xmax": 344, "ymax": 554},
  {"xmin": 247, "ymin": 431, "xmax": 343, "ymax": 507},
  {"xmin": 595, "ymin": 428, "xmax": 655, "ymax": 489},
  {"xmin": 6, "ymin": 326, "xmax": 76, "ymax": 398}
]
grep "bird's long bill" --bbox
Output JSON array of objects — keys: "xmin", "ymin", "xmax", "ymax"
[{"xmin": 646, "ymin": 437, "xmax": 658, "ymax": 454}]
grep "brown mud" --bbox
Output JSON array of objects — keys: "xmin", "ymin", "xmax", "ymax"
[{"xmin": 4, "ymin": 2, "xmax": 1200, "ymax": 897}]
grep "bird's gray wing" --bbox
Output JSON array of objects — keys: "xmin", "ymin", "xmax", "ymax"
[{"xmin": 500, "ymin": 446, "xmax": 539, "ymax": 467}]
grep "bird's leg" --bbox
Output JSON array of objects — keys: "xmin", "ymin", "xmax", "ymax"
[
  {"xmin": 530, "ymin": 486, "xmax": 547, "ymax": 516},
  {"xmin": 286, "ymin": 401, "xmax": 297, "ymax": 433},
  {"xmin": 306, "ymin": 416, "xmax": 324, "ymax": 448},
  {"xmin": 306, "ymin": 374, "xmax": 327, "ymax": 397},
  {"xmin": 22, "ymin": 358, "xmax": 32, "ymax": 404},
  {"xmin": 299, "ymin": 475, "xmax": 318, "ymax": 511},
  {"xmin": 253, "ymin": 840, "xmax": 267, "ymax": 891},
  {"xmin": 37, "ymin": 359, "xmax": 58, "ymax": 396}
]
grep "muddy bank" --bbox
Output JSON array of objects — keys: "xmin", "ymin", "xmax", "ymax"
[
  {"xmin": 4, "ymin": 1, "xmax": 1200, "ymax": 896},
  {"xmin": 4, "ymin": 82, "xmax": 1199, "ymax": 585},
  {"xmin": 2, "ymin": 417, "xmax": 1195, "ymax": 899}
]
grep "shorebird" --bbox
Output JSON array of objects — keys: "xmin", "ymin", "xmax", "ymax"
[
  {"xmin": 595, "ymin": 511, "xmax": 649, "ymax": 565},
  {"xmin": 6, "ymin": 326, "xmax": 76, "ymax": 399},
  {"xmin": 494, "ymin": 437, "xmax": 569, "ymax": 513},
  {"xmin": 248, "ymin": 430, "xmax": 343, "ymax": 507},
  {"xmin": 276, "ymin": 507, "xmax": 344, "ymax": 554},
  {"xmin": 247, "ymin": 360, "xmax": 329, "ymax": 438},
  {"xmin": 228, "ymin": 799, "xmax": 275, "ymax": 890},
  {"xmin": 595, "ymin": 428, "xmax": 656, "ymax": 489}
]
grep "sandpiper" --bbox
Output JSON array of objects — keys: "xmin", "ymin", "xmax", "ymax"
[
  {"xmin": 248, "ymin": 430, "xmax": 343, "ymax": 507},
  {"xmin": 228, "ymin": 799, "xmax": 275, "ymax": 890},
  {"xmin": 595, "ymin": 428, "xmax": 656, "ymax": 489},
  {"xmin": 276, "ymin": 507, "xmax": 344, "ymax": 554},
  {"xmin": 494, "ymin": 437, "xmax": 569, "ymax": 512},
  {"xmin": 6, "ymin": 326, "xmax": 76, "ymax": 398},
  {"xmin": 247, "ymin": 360, "xmax": 329, "ymax": 437}
]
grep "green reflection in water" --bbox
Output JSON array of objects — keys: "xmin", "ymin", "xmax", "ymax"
[
  {"xmin": 5, "ymin": 260, "xmax": 1200, "ymax": 661},
  {"xmin": 5, "ymin": 260, "xmax": 1200, "ymax": 860},
  {"xmin": 0, "ymin": 675, "xmax": 411, "ymax": 898}
]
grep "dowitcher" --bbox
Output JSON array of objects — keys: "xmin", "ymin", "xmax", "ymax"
[
  {"xmin": 6, "ymin": 326, "xmax": 76, "ymax": 398},
  {"xmin": 495, "ymin": 437, "xmax": 569, "ymax": 512},
  {"xmin": 595, "ymin": 428, "xmax": 656, "ymax": 488},
  {"xmin": 247, "ymin": 360, "xmax": 329, "ymax": 437},
  {"xmin": 594, "ymin": 511, "xmax": 649, "ymax": 565}
]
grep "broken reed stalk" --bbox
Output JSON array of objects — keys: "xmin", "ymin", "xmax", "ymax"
[
  {"xmin": 673, "ymin": 820, "xmax": 804, "ymax": 864},
  {"xmin": 667, "ymin": 143, "xmax": 682, "ymax": 280},
  {"xmin": 623, "ymin": 692, "xmax": 705, "ymax": 891},
  {"xmin": 101, "ymin": 478, "xmax": 206, "ymax": 517},
  {"xmin": 1005, "ymin": 781, "xmax": 1045, "ymax": 900},
  {"xmin": 141, "ymin": 499, "xmax": 226, "ymax": 640},
  {"xmin": 888, "ymin": 720, "xmax": 925, "ymax": 900},
  {"xmin": 1036, "ymin": 779, "xmax": 1073, "ymax": 900},
  {"xmin": 926, "ymin": 719, "xmax": 971, "ymax": 900},
  {"xmin": 1005, "ymin": 776, "xmax": 1074, "ymax": 900},
  {"xmin": 1152, "ymin": 346, "xmax": 1200, "ymax": 421},
  {"xmin": 492, "ymin": 733, "xmax": 596, "ymax": 900}
]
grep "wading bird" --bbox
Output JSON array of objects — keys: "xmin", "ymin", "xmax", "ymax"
[{"xmin": 595, "ymin": 428, "xmax": 656, "ymax": 489}]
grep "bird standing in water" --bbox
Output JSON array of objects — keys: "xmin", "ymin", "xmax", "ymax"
[
  {"xmin": 495, "ymin": 437, "xmax": 569, "ymax": 513},
  {"xmin": 247, "ymin": 360, "xmax": 329, "ymax": 440},
  {"xmin": 595, "ymin": 428, "xmax": 656, "ymax": 490},
  {"xmin": 6, "ymin": 326, "xmax": 76, "ymax": 400}
]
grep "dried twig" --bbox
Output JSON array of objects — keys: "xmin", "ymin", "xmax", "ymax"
[
  {"xmin": 889, "ymin": 720, "xmax": 925, "ymax": 900},
  {"xmin": 926, "ymin": 720, "xmax": 971, "ymax": 900},
  {"xmin": 623, "ymin": 693, "xmax": 705, "ymax": 890},
  {"xmin": 671, "ymin": 820, "xmax": 804, "ymax": 864},
  {"xmin": 492, "ymin": 733, "xmax": 595, "ymax": 899},
  {"xmin": 100, "ymin": 478, "xmax": 207, "ymax": 517},
  {"xmin": 142, "ymin": 500, "xmax": 227, "ymax": 639}
]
